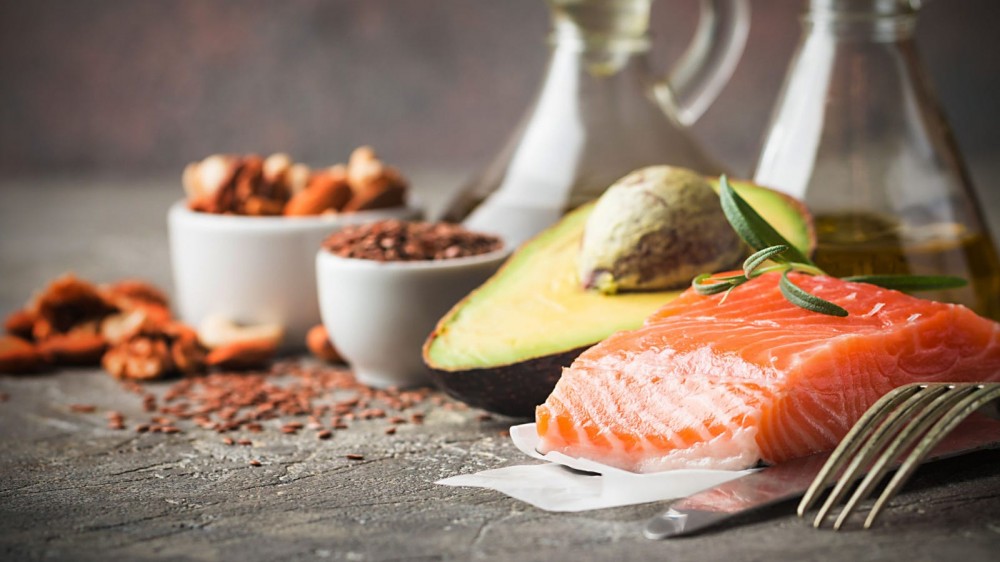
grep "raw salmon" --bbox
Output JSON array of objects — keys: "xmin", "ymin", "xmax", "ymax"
[{"xmin": 535, "ymin": 272, "xmax": 1000, "ymax": 472}]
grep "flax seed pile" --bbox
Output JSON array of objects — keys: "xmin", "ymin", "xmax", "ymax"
[
  {"xmin": 61, "ymin": 360, "xmax": 494, "ymax": 455},
  {"xmin": 322, "ymin": 220, "xmax": 503, "ymax": 262}
]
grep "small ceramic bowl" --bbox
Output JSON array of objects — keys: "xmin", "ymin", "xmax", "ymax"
[
  {"xmin": 316, "ymin": 246, "xmax": 509, "ymax": 389},
  {"xmin": 168, "ymin": 201, "xmax": 421, "ymax": 350}
]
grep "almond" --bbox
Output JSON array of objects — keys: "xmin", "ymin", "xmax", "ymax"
[
  {"xmin": 306, "ymin": 324, "xmax": 343, "ymax": 363},
  {"xmin": 205, "ymin": 339, "xmax": 277, "ymax": 371},
  {"xmin": 342, "ymin": 182, "xmax": 407, "ymax": 212},
  {"xmin": 0, "ymin": 335, "xmax": 46, "ymax": 374},
  {"xmin": 285, "ymin": 166, "xmax": 353, "ymax": 216}
]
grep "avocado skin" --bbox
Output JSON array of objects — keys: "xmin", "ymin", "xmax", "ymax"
[{"xmin": 428, "ymin": 347, "xmax": 587, "ymax": 418}]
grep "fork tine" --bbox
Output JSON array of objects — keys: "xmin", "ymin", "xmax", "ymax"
[
  {"xmin": 811, "ymin": 384, "xmax": 953, "ymax": 528},
  {"xmin": 831, "ymin": 384, "xmax": 981, "ymax": 529},
  {"xmin": 864, "ymin": 383, "xmax": 1000, "ymax": 528},
  {"xmin": 797, "ymin": 383, "xmax": 925, "ymax": 517}
]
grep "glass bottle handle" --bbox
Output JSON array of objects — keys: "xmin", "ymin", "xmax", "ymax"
[{"xmin": 657, "ymin": 0, "xmax": 750, "ymax": 126}]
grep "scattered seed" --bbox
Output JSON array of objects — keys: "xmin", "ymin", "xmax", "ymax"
[
  {"xmin": 161, "ymin": 426, "xmax": 182, "ymax": 434},
  {"xmin": 135, "ymin": 424, "xmax": 150, "ymax": 433},
  {"xmin": 223, "ymin": 437, "xmax": 235, "ymax": 446},
  {"xmin": 249, "ymin": 459, "xmax": 262, "ymax": 467},
  {"xmin": 384, "ymin": 426, "xmax": 397, "ymax": 435},
  {"xmin": 69, "ymin": 404, "xmax": 97, "ymax": 413},
  {"xmin": 317, "ymin": 430, "xmax": 333, "ymax": 440},
  {"xmin": 0, "ymin": 392, "xmax": 9, "ymax": 402},
  {"xmin": 237, "ymin": 439, "xmax": 252, "ymax": 446},
  {"xmin": 476, "ymin": 413, "xmax": 493, "ymax": 422},
  {"xmin": 346, "ymin": 454, "xmax": 364, "ymax": 461}
]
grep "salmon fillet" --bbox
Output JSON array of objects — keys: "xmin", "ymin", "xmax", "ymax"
[{"xmin": 535, "ymin": 272, "xmax": 1000, "ymax": 472}]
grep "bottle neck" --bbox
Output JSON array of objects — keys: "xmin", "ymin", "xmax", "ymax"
[
  {"xmin": 806, "ymin": 0, "xmax": 920, "ymax": 41},
  {"xmin": 547, "ymin": 0, "xmax": 653, "ymax": 51}
]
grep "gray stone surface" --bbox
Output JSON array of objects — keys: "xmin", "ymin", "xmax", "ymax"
[{"xmin": 2, "ymin": 177, "xmax": 1000, "ymax": 561}]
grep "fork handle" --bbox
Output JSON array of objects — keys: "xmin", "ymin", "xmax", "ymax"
[{"xmin": 645, "ymin": 425, "xmax": 1000, "ymax": 539}]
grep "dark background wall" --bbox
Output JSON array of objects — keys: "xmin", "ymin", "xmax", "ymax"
[{"xmin": 1, "ymin": 0, "xmax": 998, "ymax": 178}]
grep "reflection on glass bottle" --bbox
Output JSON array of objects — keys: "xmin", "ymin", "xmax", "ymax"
[
  {"xmin": 447, "ymin": 0, "xmax": 750, "ymax": 247},
  {"xmin": 753, "ymin": 0, "xmax": 1000, "ymax": 319}
]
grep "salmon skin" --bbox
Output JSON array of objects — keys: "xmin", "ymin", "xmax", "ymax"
[{"xmin": 535, "ymin": 272, "xmax": 1000, "ymax": 473}]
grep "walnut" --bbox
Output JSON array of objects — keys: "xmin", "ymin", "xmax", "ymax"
[
  {"xmin": 32, "ymin": 274, "xmax": 118, "ymax": 341},
  {"xmin": 102, "ymin": 322, "xmax": 207, "ymax": 380}
]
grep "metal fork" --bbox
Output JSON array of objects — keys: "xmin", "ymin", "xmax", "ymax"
[{"xmin": 797, "ymin": 382, "xmax": 1000, "ymax": 530}]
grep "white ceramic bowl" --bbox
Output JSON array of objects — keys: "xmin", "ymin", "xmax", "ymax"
[
  {"xmin": 168, "ymin": 201, "xmax": 421, "ymax": 350},
  {"xmin": 316, "ymin": 246, "xmax": 509, "ymax": 389}
]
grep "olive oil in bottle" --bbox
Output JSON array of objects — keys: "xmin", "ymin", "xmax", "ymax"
[{"xmin": 813, "ymin": 212, "xmax": 1000, "ymax": 320}]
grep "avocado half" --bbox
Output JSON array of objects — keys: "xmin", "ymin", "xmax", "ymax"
[{"xmin": 423, "ymin": 178, "xmax": 814, "ymax": 417}]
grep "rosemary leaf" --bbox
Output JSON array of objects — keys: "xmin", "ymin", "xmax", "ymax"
[
  {"xmin": 691, "ymin": 273, "xmax": 744, "ymax": 296},
  {"xmin": 718, "ymin": 176, "xmax": 813, "ymax": 265},
  {"xmin": 743, "ymin": 245, "xmax": 789, "ymax": 278},
  {"xmin": 842, "ymin": 274, "xmax": 968, "ymax": 292},
  {"xmin": 779, "ymin": 270, "xmax": 848, "ymax": 317}
]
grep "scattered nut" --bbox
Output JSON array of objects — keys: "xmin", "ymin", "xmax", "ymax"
[
  {"xmin": 205, "ymin": 339, "xmax": 278, "ymax": 371},
  {"xmin": 4, "ymin": 309, "xmax": 36, "ymax": 341},
  {"xmin": 0, "ymin": 335, "xmax": 45, "ymax": 374},
  {"xmin": 103, "ymin": 321, "xmax": 207, "ymax": 380},
  {"xmin": 306, "ymin": 325, "xmax": 343, "ymax": 363},
  {"xmin": 197, "ymin": 315, "xmax": 283, "ymax": 350},
  {"xmin": 37, "ymin": 332, "xmax": 108, "ymax": 366},
  {"xmin": 32, "ymin": 274, "xmax": 118, "ymax": 342}
]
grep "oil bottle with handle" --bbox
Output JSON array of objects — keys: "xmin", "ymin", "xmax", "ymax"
[
  {"xmin": 753, "ymin": 0, "xmax": 1000, "ymax": 319},
  {"xmin": 446, "ymin": 0, "xmax": 750, "ymax": 247}
]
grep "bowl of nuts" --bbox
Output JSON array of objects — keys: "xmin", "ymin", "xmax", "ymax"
[
  {"xmin": 316, "ymin": 220, "xmax": 507, "ymax": 389},
  {"xmin": 169, "ymin": 147, "xmax": 420, "ymax": 350}
]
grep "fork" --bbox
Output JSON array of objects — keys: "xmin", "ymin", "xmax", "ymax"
[{"xmin": 797, "ymin": 382, "xmax": 1000, "ymax": 530}]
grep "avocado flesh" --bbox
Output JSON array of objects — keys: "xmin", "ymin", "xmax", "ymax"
[{"xmin": 424, "ymin": 178, "xmax": 813, "ymax": 417}]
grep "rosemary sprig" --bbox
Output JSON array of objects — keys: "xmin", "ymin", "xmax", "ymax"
[{"xmin": 692, "ymin": 176, "xmax": 968, "ymax": 316}]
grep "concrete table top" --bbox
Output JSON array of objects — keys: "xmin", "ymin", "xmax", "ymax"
[{"xmin": 1, "ymin": 177, "xmax": 1000, "ymax": 562}]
